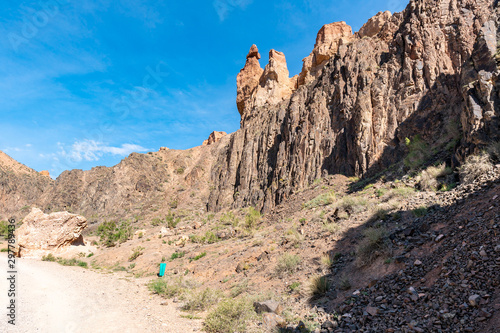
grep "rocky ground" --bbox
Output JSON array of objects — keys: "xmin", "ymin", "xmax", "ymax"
[{"xmin": 7, "ymin": 161, "xmax": 492, "ymax": 332}]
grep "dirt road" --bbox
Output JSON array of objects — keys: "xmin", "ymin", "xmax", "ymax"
[{"xmin": 0, "ymin": 254, "xmax": 202, "ymax": 333}]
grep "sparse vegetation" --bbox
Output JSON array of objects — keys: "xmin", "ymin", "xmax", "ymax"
[
  {"xmin": 289, "ymin": 282, "xmax": 301, "ymax": 292},
  {"xmin": 175, "ymin": 167, "xmax": 185, "ymax": 174},
  {"xmin": 309, "ymin": 275, "xmax": 330, "ymax": 297},
  {"xmin": 404, "ymin": 135, "xmax": 429, "ymax": 169},
  {"xmin": 229, "ymin": 279, "xmax": 249, "ymax": 298},
  {"xmin": 275, "ymin": 253, "xmax": 301, "ymax": 276},
  {"xmin": 183, "ymin": 288, "xmax": 222, "ymax": 312},
  {"xmin": 244, "ymin": 207, "xmax": 261, "ymax": 229},
  {"xmin": 412, "ymin": 206, "xmax": 428, "ymax": 217},
  {"xmin": 42, "ymin": 254, "xmax": 88, "ymax": 268},
  {"xmin": 356, "ymin": 227, "xmax": 388, "ymax": 266},
  {"xmin": 165, "ymin": 211, "xmax": 181, "ymax": 229},
  {"xmin": 190, "ymin": 252, "xmax": 207, "ymax": 262},
  {"xmin": 0, "ymin": 221, "xmax": 9, "ymax": 239},
  {"xmin": 460, "ymin": 153, "xmax": 493, "ymax": 185},
  {"xmin": 129, "ymin": 246, "xmax": 145, "ymax": 262},
  {"xmin": 303, "ymin": 191, "xmax": 336, "ymax": 209},
  {"xmin": 339, "ymin": 276, "xmax": 352, "ymax": 290},
  {"xmin": 170, "ymin": 251, "xmax": 185, "ymax": 260},
  {"xmin": 220, "ymin": 211, "xmax": 239, "ymax": 227},
  {"xmin": 96, "ymin": 221, "xmax": 133, "ymax": 247},
  {"xmin": 419, "ymin": 163, "xmax": 453, "ymax": 191},
  {"xmin": 148, "ymin": 276, "xmax": 196, "ymax": 298},
  {"xmin": 204, "ymin": 297, "xmax": 255, "ymax": 333}
]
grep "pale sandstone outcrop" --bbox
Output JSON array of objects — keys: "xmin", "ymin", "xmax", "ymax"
[{"xmin": 15, "ymin": 208, "xmax": 87, "ymax": 258}]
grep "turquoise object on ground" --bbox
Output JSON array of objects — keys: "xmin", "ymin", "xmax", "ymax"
[{"xmin": 159, "ymin": 263, "xmax": 166, "ymax": 277}]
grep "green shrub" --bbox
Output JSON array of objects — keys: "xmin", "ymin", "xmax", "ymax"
[
  {"xmin": 205, "ymin": 231, "xmax": 219, "ymax": 244},
  {"xmin": 0, "ymin": 221, "xmax": 9, "ymax": 239},
  {"xmin": 190, "ymin": 252, "xmax": 207, "ymax": 262},
  {"xmin": 275, "ymin": 254, "xmax": 301, "ymax": 276},
  {"xmin": 170, "ymin": 251, "xmax": 185, "ymax": 260},
  {"xmin": 404, "ymin": 135, "xmax": 429, "ymax": 169},
  {"xmin": 183, "ymin": 288, "xmax": 222, "ymax": 311},
  {"xmin": 339, "ymin": 276, "xmax": 351, "ymax": 290},
  {"xmin": 229, "ymin": 280, "xmax": 249, "ymax": 298},
  {"xmin": 289, "ymin": 282, "xmax": 301, "ymax": 292},
  {"xmin": 220, "ymin": 212, "xmax": 239, "ymax": 227},
  {"xmin": 148, "ymin": 276, "xmax": 195, "ymax": 298},
  {"xmin": 204, "ymin": 297, "xmax": 255, "ymax": 333},
  {"xmin": 175, "ymin": 167, "xmax": 185, "ymax": 174},
  {"xmin": 42, "ymin": 253, "xmax": 57, "ymax": 262},
  {"xmin": 165, "ymin": 211, "xmax": 181, "ymax": 229},
  {"xmin": 244, "ymin": 207, "xmax": 261, "ymax": 229},
  {"xmin": 129, "ymin": 246, "xmax": 145, "ymax": 262},
  {"xmin": 303, "ymin": 191, "xmax": 336, "ymax": 209},
  {"xmin": 96, "ymin": 221, "xmax": 133, "ymax": 247}
]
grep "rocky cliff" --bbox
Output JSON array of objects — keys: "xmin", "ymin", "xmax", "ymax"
[
  {"xmin": 1, "ymin": 0, "xmax": 498, "ymax": 220},
  {"xmin": 208, "ymin": 0, "xmax": 500, "ymax": 212}
]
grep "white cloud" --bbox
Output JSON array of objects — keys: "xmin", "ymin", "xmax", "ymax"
[
  {"xmin": 59, "ymin": 140, "xmax": 149, "ymax": 162},
  {"xmin": 213, "ymin": 0, "xmax": 253, "ymax": 21}
]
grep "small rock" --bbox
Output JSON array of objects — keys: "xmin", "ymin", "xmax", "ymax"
[
  {"xmin": 253, "ymin": 300, "xmax": 282, "ymax": 314},
  {"xmin": 321, "ymin": 320, "xmax": 337, "ymax": 329},
  {"xmin": 469, "ymin": 294, "xmax": 481, "ymax": 307},
  {"xmin": 262, "ymin": 313, "xmax": 286, "ymax": 329},
  {"xmin": 365, "ymin": 306, "xmax": 379, "ymax": 316},
  {"xmin": 414, "ymin": 259, "xmax": 422, "ymax": 266},
  {"xmin": 435, "ymin": 234, "xmax": 445, "ymax": 242}
]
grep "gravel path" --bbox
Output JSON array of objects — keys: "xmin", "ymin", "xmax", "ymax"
[{"xmin": 0, "ymin": 254, "xmax": 202, "ymax": 333}]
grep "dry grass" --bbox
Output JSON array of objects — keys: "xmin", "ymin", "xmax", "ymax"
[
  {"xmin": 459, "ymin": 153, "xmax": 493, "ymax": 185},
  {"xmin": 308, "ymin": 275, "xmax": 330, "ymax": 297},
  {"xmin": 356, "ymin": 227, "xmax": 388, "ymax": 267},
  {"xmin": 204, "ymin": 297, "xmax": 255, "ymax": 333},
  {"xmin": 419, "ymin": 163, "xmax": 452, "ymax": 191},
  {"xmin": 275, "ymin": 254, "xmax": 301, "ymax": 277},
  {"xmin": 182, "ymin": 288, "xmax": 223, "ymax": 312}
]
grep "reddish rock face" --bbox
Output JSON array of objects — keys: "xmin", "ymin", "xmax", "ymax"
[
  {"xmin": 236, "ymin": 45, "xmax": 264, "ymax": 115},
  {"xmin": 299, "ymin": 21, "xmax": 353, "ymax": 85},
  {"xmin": 203, "ymin": 131, "xmax": 227, "ymax": 146},
  {"xmin": 357, "ymin": 11, "xmax": 392, "ymax": 39},
  {"xmin": 40, "ymin": 170, "xmax": 50, "ymax": 177}
]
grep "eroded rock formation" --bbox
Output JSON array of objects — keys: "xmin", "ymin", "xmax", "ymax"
[
  {"xmin": 208, "ymin": 0, "xmax": 500, "ymax": 212},
  {"xmin": 203, "ymin": 131, "xmax": 227, "ymax": 146},
  {"xmin": 299, "ymin": 21, "xmax": 353, "ymax": 85},
  {"xmin": 357, "ymin": 11, "xmax": 392, "ymax": 38},
  {"xmin": 236, "ymin": 45, "xmax": 264, "ymax": 115},
  {"xmin": 15, "ymin": 208, "xmax": 87, "ymax": 258}
]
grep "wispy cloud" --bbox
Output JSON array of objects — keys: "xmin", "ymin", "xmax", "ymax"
[
  {"xmin": 58, "ymin": 140, "xmax": 149, "ymax": 162},
  {"xmin": 213, "ymin": 0, "xmax": 253, "ymax": 21}
]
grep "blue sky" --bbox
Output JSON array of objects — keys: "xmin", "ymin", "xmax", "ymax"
[{"xmin": 0, "ymin": 0, "xmax": 407, "ymax": 178}]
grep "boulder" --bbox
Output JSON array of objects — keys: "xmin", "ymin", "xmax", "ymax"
[{"xmin": 15, "ymin": 208, "xmax": 87, "ymax": 258}]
